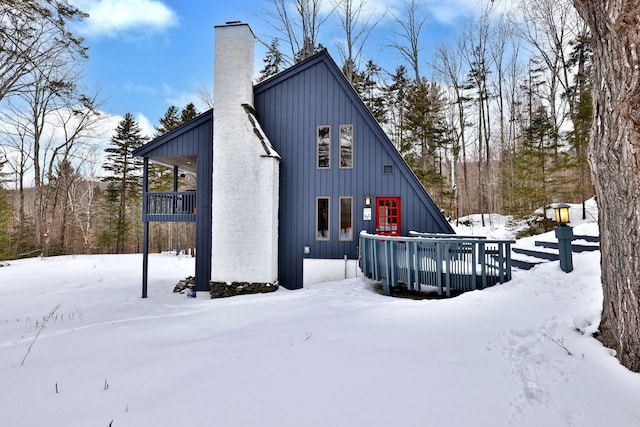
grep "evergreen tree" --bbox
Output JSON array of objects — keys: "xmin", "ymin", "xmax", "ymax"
[
  {"xmin": 98, "ymin": 184, "xmax": 121, "ymax": 253},
  {"xmin": 258, "ymin": 38, "xmax": 285, "ymax": 82},
  {"xmin": 384, "ymin": 65, "xmax": 411, "ymax": 153},
  {"xmin": 149, "ymin": 105, "xmax": 181, "ymax": 192},
  {"xmin": 506, "ymin": 106, "xmax": 563, "ymax": 217},
  {"xmin": 154, "ymin": 105, "xmax": 181, "ymax": 136},
  {"xmin": 350, "ymin": 60, "xmax": 386, "ymax": 124},
  {"xmin": 0, "ymin": 156, "xmax": 10, "ymax": 259},
  {"xmin": 566, "ymin": 33, "xmax": 593, "ymax": 219},
  {"xmin": 403, "ymin": 80, "xmax": 452, "ymax": 208},
  {"xmin": 180, "ymin": 103, "xmax": 198, "ymax": 122},
  {"xmin": 101, "ymin": 113, "xmax": 148, "ymax": 253},
  {"xmin": 294, "ymin": 40, "xmax": 324, "ymax": 63}
]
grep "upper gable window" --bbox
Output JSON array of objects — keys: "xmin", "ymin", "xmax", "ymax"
[
  {"xmin": 339, "ymin": 124, "xmax": 353, "ymax": 168},
  {"xmin": 317, "ymin": 125, "xmax": 331, "ymax": 169}
]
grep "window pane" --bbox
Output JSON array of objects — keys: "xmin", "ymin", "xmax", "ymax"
[
  {"xmin": 339, "ymin": 197, "xmax": 353, "ymax": 241},
  {"xmin": 339, "ymin": 124, "xmax": 353, "ymax": 168},
  {"xmin": 317, "ymin": 126, "xmax": 330, "ymax": 168},
  {"xmin": 316, "ymin": 197, "xmax": 330, "ymax": 240}
]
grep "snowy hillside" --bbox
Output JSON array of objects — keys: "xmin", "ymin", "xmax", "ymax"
[{"xmin": 1, "ymin": 200, "xmax": 639, "ymax": 426}]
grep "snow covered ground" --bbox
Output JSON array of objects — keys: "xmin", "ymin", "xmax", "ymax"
[{"xmin": 1, "ymin": 201, "xmax": 639, "ymax": 426}]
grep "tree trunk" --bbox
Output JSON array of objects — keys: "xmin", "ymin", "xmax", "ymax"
[{"xmin": 573, "ymin": 0, "xmax": 640, "ymax": 372}]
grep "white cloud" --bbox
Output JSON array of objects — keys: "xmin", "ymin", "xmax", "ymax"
[
  {"xmin": 135, "ymin": 113, "xmax": 156, "ymax": 138},
  {"xmin": 361, "ymin": 0, "xmax": 512, "ymax": 25},
  {"xmin": 73, "ymin": 0, "xmax": 178, "ymax": 38}
]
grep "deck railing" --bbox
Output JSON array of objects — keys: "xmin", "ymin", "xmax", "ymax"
[
  {"xmin": 359, "ymin": 231, "xmax": 515, "ymax": 296},
  {"xmin": 143, "ymin": 191, "xmax": 196, "ymax": 222}
]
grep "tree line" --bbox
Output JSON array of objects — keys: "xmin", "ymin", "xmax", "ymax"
[{"xmin": 0, "ymin": 0, "xmax": 593, "ymax": 256}]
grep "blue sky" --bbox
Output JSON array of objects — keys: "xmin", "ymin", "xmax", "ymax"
[{"xmin": 71, "ymin": 0, "xmax": 490, "ymax": 136}]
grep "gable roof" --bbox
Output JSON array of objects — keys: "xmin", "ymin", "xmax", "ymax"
[
  {"xmin": 255, "ymin": 50, "xmax": 454, "ymax": 234},
  {"xmin": 133, "ymin": 109, "xmax": 213, "ymax": 173}
]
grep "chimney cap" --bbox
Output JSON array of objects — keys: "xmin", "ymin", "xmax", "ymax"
[{"xmin": 215, "ymin": 21, "xmax": 255, "ymax": 38}]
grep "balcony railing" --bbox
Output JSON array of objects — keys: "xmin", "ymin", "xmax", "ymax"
[
  {"xmin": 359, "ymin": 231, "xmax": 515, "ymax": 296},
  {"xmin": 143, "ymin": 191, "xmax": 196, "ymax": 222}
]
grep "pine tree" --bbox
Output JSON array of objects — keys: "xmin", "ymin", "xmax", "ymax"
[
  {"xmin": 154, "ymin": 106, "xmax": 181, "ymax": 136},
  {"xmin": 98, "ymin": 184, "xmax": 121, "ymax": 253},
  {"xmin": 566, "ymin": 33, "xmax": 593, "ymax": 219},
  {"xmin": 258, "ymin": 38, "xmax": 284, "ymax": 82},
  {"xmin": 102, "ymin": 113, "xmax": 148, "ymax": 253},
  {"xmin": 384, "ymin": 65, "xmax": 411, "ymax": 153},
  {"xmin": 507, "ymin": 106, "xmax": 562, "ymax": 218},
  {"xmin": 403, "ymin": 79, "xmax": 452, "ymax": 208},
  {"xmin": 0, "ymin": 155, "xmax": 10, "ymax": 259},
  {"xmin": 350, "ymin": 60, "xmax": 386, "ymax": 124},
  {"xmin": 180, "ymin": 103, "xmax": 198, "ymax": 122}
]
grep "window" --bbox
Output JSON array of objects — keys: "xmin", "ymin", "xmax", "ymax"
[
  {"xmin": 317, "ymin": 126, "xmax": 331, "ymax": 168},
  {"xmin": 339, "ymin": 197, "xmax": 353, "ymax": 241},
  {"xmin": 316, "ymin": 197, "xmax": 330, "ymax": 240},
  {"xmin": 339, "ymin": 124, "xmax": 353, "ymax": 168},
  {"xmin": 383, "ymin": 164, "xmax": 394, "ymax": 174}
]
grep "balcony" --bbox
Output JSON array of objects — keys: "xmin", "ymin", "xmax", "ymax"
[{"xmin": 143, "ymin": 191, "xmax": 196, "ymax": 222}]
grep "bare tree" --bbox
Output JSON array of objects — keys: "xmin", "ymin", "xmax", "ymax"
[
  {"xmin": 389, "ymin": 0, "xmax": 428, "ymax": 82},
  {"xmin": 49, "ymin": 92, "xmax": 104, "ymax": 254},
  {"xmin": 0, "ymin": 0, "xmax": 87, "ymax": 103},
  {"xmin": 460, "ymin": 10, "xmax": 493, "ymax": 226},
  {"xmin": 572, "ymin": 0, "xmax": 640, "ymax": 373},
  {"xmin": 198, "ymin": 88, "xmax": 214, "ymax": 110},
  {"xmin": 263, "ymin": 0, "xmax": 330, "ymax": 63},
  {"xmin": 332, "ymin": 0, "xmax": 378, "ymax": 84},
  {"xmin": 433, "ymin": 43, "xmax": 471, "ymax": 219},
  {"xmin": 516, "ymin": 0, "xmax": 581, "ymax": 152}
]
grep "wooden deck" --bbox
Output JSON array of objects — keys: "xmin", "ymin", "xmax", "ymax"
[{"xmin": 359, "ymin": 231, "xmax": 515, "ymax": 297}]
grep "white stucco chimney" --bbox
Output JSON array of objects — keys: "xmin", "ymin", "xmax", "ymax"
[{"xmin": 211, "ymin": 22, "xmax": 280, "ymax": 286}]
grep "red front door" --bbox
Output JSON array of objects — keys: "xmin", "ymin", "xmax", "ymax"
[{"xmin": 375, "ymin": 197, "xmax": 401, "ymax": 236}]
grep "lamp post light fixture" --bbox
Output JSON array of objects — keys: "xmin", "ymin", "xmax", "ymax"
[
  {"xmin": 552, "ymin": 202, "xmax": 573, "ymax": 273},
  {"xmin": 553, "ymin": 202, "xmax": 571, "ymax": 225}
]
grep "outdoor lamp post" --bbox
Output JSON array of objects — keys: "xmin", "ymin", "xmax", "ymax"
[{"xmin": 552, "ymin": 202, "xmax": 573, "ymax": 273}]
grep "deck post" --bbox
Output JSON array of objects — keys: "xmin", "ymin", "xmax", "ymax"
[
  {"xmin": 142, "ymin": 158, "xmax": 149, "ymax": 298},
  {"xmin": 506, "ymin": 243, "xmax": 512, "ymax": 281},
  {"xmin": 498, "ymin": 243, "xmax": 505, "ymax": 283},
  {"xmin": 479, "ymin": 243, "xmax": 487, "ymax": 289},
  {"xmin": 406, "ymin": 241, "xmax": 413, "ymax": 290},
  {"xmin": 444, "ymin": 242, "xmax": 451, "ymax": 297},
  {"xmin": 436, "ymin": 242, "xmax": 443, "ymax": 295},
  {"xmin": 389, "ymin": 240, "xmax": 396, "ymax": 289}
]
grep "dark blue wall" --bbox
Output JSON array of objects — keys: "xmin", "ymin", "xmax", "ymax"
[
  {"xmin": 134, "ymin": 111, "xmax": 213, "ymax": 292},
  {"xmin": 254, "ymin": 51, "xmax": 453, "ymax": 290}
]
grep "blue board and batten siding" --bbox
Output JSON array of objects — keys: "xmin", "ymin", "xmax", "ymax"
[
  {"xmin": 133, "ymin": 110, "xmax": 213, "ymax": 292},
  {"xmin": 254, "ymin": 51, "xmax": 453, "ymax": 290}
]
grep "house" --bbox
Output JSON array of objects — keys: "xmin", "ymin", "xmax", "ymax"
[{"xmin": 133, "ymin": 22, "xmax": 453, "ymax": 297}]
